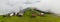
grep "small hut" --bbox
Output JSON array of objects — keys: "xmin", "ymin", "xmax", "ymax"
[
  {"xmin": 40, "ymin": 13, "xmax": 45, "ymax": 16},
  {"xmin": 31, "ymin": 12, "xmax": 36, "ymax": 18}
]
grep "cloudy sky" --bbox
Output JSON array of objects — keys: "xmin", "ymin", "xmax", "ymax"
[
  {"xmin": 0, "ymin": 0, "xmax": 42, "ymax": 15},
  {"xmin": 0, "ymin": 0, "xmax": 60, "ymax": 15}
]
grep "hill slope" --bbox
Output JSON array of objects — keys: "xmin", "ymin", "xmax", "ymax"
[{"xmin": 0, "ymin": 9, "xmax": 60, "ymax": 22}]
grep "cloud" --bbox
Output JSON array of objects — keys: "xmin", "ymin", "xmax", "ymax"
[{"xmin": 0, "ymin": 0, "xmax": 60, "ymax": 16}]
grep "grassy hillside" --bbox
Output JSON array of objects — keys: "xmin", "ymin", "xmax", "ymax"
[{"xmin": 0, "ymin": 9, "xmax": 60, "ymax": 22}]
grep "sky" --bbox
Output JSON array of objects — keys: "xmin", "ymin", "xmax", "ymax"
[
  {"xmin": 0, "ymin": 0, "xmax": 42, "ymax": 15},
  {"xmin": 0, "ymin": 0, "xmax": 60, "ymax": 15}
]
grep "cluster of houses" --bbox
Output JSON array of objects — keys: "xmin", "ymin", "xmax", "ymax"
[{"xmin": 2, "ymin": 8, "xmax": 48, "ymax": 17}]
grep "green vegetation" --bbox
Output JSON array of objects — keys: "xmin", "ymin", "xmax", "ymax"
[{"xmin": 0, "ymin": 9, "xmax": 60, "ymax": 22}]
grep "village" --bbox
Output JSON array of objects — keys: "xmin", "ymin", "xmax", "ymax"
[
  {"xmin": 0, "ymin": 7, "xmax": 60, "ymax": 22},
  {"xmin": 2, "ymin": 7, "xmax": 47, "ymax": 17},
  {"xmin": 0, "ymin": 0, "xmax": 60, "ymax": 22}
]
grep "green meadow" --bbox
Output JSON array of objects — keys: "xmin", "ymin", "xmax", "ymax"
[{"xmin": 0, "ymin": 9, "xmax": 60, "ymax": 22}]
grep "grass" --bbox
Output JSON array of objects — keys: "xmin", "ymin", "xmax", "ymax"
[{"xmin": 0, "ymin": 9, "xmax": 60, "ymax": 22}]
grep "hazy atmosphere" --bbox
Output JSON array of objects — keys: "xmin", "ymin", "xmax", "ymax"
[{"xmin": 0, "ymin": 0, "xmax": 60, "ymax": 15}]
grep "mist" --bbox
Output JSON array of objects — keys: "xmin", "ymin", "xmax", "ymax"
[{"xmin": 0, "ymin": 0, "xmax": 60, "ymax": 16}]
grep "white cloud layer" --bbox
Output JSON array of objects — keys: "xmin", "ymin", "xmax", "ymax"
[{"xmin": 0, "ymin": 0, "xmax": 60, "ymax": 15}]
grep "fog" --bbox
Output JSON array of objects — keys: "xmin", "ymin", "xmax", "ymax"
[{"xmin": 0, "ymin": 0, "xmax": 60, "ymax": 15}]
